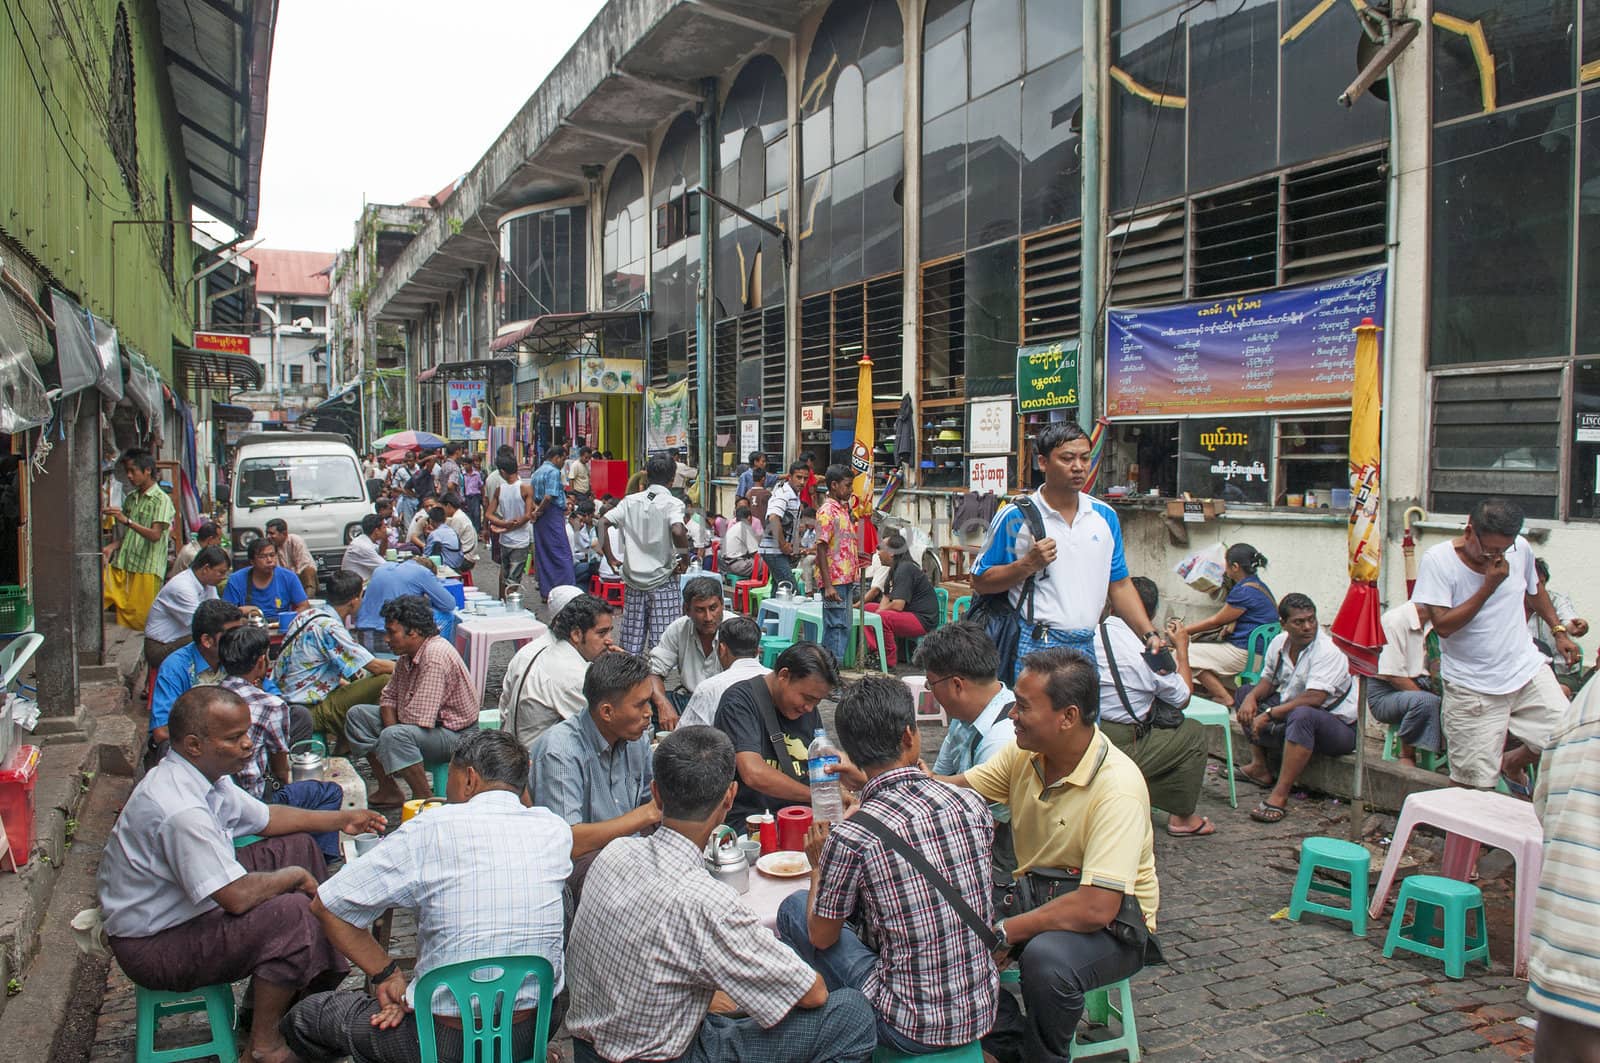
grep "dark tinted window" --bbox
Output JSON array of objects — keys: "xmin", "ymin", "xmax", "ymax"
[
  {"xmin": 964, "ymin": 240, "xmax": 1020, "ymax": 394},
  {"xmin": 1186, "ymin": 0, "xmax": 1278, "ymax": 192},
  {"xmin": 1026, "ymin": 0, "xmax": 1081, "ymax": 71},
  {"xmin": 652, "ymin": 113, "xmax": 701, "ymax": 336},
  {"xmin": 602, "ymin": 157, "xmax": 646, "ymax": 309},
  {"xmin": 922, "ymin": 108, "xmax": 967, "ymax": 262},
  {"xmin": 1021, "ymin": 53, "xmax": 1083, "ymax": 232},
  {"xmin": 1433, "ymin": 1, "xmax": 1576, "ymax": 124},
  {"xmin": 1429, "ymin": 97, "xmax": 1573, "ymax": 367},
  {"xmin": 967, "ymin": 83, "xmax": 1022, "ymax": 247},
  {"xmin": 1576, "ymin": 86, "xmax": 1600, "ymax": 358},
  {"xmin": 1109, "ymin": 15, "xmax": 1187, "ymax": 211},
  {"xmin": 1279, "ymin": 0, "xmax": 1389, "ymax": 165}
]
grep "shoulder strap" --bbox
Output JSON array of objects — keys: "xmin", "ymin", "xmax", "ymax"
[
  {"xmin": 1099, "ymin": 622, "xmax": 1149, "ymax": 729},
  {"xmin": 748, "ymin": 678, "xmax": 802, "ymax": 782},
  {"xmin": 1011, "ymin": 497, "xmax": 1043, "ymax": 622},
  {"xmin": 851, "ymin": 809, "xmax": 999, "ymax": 951},
  {"xmin": 277, "ymin": 610, "xmax": 320, "ymax": 659},
  {"xmin": 505, "ymin": 642, "xmax": 554, "ymax": 737}
]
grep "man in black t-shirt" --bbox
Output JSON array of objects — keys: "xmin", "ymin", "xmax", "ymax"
[
  {"xmin": 712, "ymin": 642, "xmax": 859, "ymax": 826},
  {"xmin": 864, "ymin": 532, "xmax": 942, "ymax": 668}
]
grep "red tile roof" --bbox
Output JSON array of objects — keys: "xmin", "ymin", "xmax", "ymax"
[
  {"xmin": 404, "ymin": 176, "xmax": 462, "ymax": 209},
  {"xmin": 247, "ymin": 248, "xmax": 337, "ymax": 296}
]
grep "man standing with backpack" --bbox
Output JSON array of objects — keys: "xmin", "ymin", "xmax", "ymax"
[{"xmin": 971, "ymin": 422, "xmax": 1164, "ymax": 682}]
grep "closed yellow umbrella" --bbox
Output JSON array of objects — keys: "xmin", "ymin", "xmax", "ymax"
[
  {"xmin": 1331, "ymin": 316, "xmax": 1383, "ymax": 844},
  {"xmin": 850, "ymin": 356, "xmax": 875, "ymax": 517}
]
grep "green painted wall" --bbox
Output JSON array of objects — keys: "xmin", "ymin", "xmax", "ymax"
[{"xmin": 0, "ymin": 0, "xmax": 197, "ymax": 377}]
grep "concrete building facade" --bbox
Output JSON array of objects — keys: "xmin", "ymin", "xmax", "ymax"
[{"xmin": 365, "ymin": 0, "xmax": 1600, "ymax": 630}]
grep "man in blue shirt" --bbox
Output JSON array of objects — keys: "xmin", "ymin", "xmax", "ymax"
[
  {"xmin": 530, "ymin": 445, "xmax": 575, "ymax": 603},
  {"xmin": 146, "ymin": 600, "xmax": 299, "ymax": 768},
  {"xmin": 735, "ymin": 451, "xmax": 775, "ymax": 500},
  {"xmin": 224, "ymin": 539, "xmax": 310, "ymax": 618},
  {"xmin": 972, "ymin": 421, "xmax": 1162, "ymax": 681},
  {"xmin": 529, "ymin": 651, "xmax": 659, "ymax": 878},
  {"xmin": 422, "ymin": 506, "xmax": 464, "ymax": 569},
  {"xmin": 353, "ymin": 558, "xmax": 457, "ymax": 648}
]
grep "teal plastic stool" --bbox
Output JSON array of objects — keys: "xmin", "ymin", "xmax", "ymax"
[
  {"xmin": 1288, "ymin": 836, "xmax": 1370, "ymax": 936},
  {"xmin": 1381, "ymin": 727, "xmax": 1448, "ymax": 773},
  {"xmin": 134, "ymin": 982, "xmax": 237, "ymax": 1063},
  {"xmin": 1181, "ymin": 696, "xmax": 1236, "ymax": 808},
  {"xmin": 1238, "ymin": 623, "xmax": 1282, "ymax": 685},
  {"xmin": 232, "ymin": 835, "xmax": 263, "ymax": 848},
  {"xmin": 996, "ymin": 970, "xmax": 1139, "ymax": 1061},
  {"xmin": 1381, "ymin": 874, "xmax": 1490, "ymax": 979},
  {"xmin": 427, "ymin": 760, "xmax": 449, "ymax": 795},
  {"xmin": 413, "ymin": 955, "xmax": 555, "ymax": 1063},
  {"xmin": 952, "ymin": 594, "xmax": 972, "ymax": 622},
  {"xmin": 760, "ymin": 635, "xmax": 794, "ymax": 668},
  {"xmin": 873, "ymin": 1042, "xmax": 982, "ymax": 1062},
  {"xmin": 477, "ymin": 708, "xmax": 502, "ymax": 731},
  {"xmin": 932, "ymin": 586, "xmax": 950, "ymax": 629}
]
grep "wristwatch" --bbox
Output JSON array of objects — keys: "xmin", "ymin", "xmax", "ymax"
[
  {"xmin": 993, "ymin": 919, "xmax": 1010, "ymax": 949},
  {"xmin": 1552, "ymin": 624, "xmax": 1569, "ymax": 636}
]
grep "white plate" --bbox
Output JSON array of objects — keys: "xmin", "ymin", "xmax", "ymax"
[{"xmin": 756, "ymin": 852, "xmax": 811, "ymax": 877}]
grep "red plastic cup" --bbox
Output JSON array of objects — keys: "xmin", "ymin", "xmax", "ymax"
[{"xmin": 777, "ymin": 806, "xmax": 813, "ymax": 852}]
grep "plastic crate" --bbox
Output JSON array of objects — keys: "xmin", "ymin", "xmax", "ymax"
[{"xmin": 0, "ymin": 587, "xmax": 30, "ymax": 634}]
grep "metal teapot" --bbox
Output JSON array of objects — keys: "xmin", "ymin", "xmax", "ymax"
[
  {"xmin": 704, "ymin": 824, "xmax": 750, "ymax": 894},
  {"xmin": 774, "ymin": 582, "xmax": 795, "ymax": 602},
  {"xmin": 505, "ymin": 589, "xmax": 524, "ymax": 613},
  {"xmin": 288, "ymin": 739, "xmax": 327, "ymax": 784}
]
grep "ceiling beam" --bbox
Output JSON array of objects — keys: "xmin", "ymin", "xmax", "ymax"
[
  {"xmin": 163, "ymin": 47, "xmax": 247, "ymax": 103},
  {"xmin": 684, "ymin": 0, "xmax": 792, "ymax": 38},
  {"xmin": 558, "ymin": 119, "xmax": 647, "ymax": 150},
  {"xmin": 610, "ymin": 68, "xmax": 702, "ymax": 102}
]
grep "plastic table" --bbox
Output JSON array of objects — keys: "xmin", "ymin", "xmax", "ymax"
[
  {"xmin": 757, "ymin": 597, "xmax": 815, "ymax": 640},
  {"xmin": 793, "ymin": 603, "xmax": 888, "ymax": 673},
  {"xmin": 1367, "ymin": 787, "xmax": 1543, "ymax": 977},
  {"xmin": 451, "ymin": 610, "xmax": 548, "ymax": 704},
  {"xmin": 744, "ymin": 867, "xmax": 807, "ymax": 931}
]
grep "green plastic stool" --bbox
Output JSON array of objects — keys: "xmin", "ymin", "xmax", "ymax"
[
  {"xmin": 232, "ymin": 835, "xmax": 262, "ymax": 848},
  {"xmin": 477, "ymin": 708, "xmax": 502, "ymax": 730},
  {"xmin": 134, "ymin": 982, "xmax": 237, "ymax": 1063},
  {"xmin": 1381, "ymin": 727, "xmax": 1448, "ymax": 773},
  {"xmin": 1181, "ymin": 697, "xmax": 1236, "ymax": 808},
  {"xmin": 760, "ymin": 635, "xmax": 794, "ymax": 668},
  {"xmin": 873, "ymin": 1042, "xmax": 982, "ymax": 1062},
  {"xmin": 414, "ymin": 955, "xmax": 555, "ymax": 1063},
  {"xmin": 996, "ymin": 970, "xmax": 1140, "ymax": 1061},
  {"xmin": 1237, "ymin": 623, "xmax": 1282, "ymax": 685},
  {"xmin": 748, "ymin": 579, "xmax": 776, "ymax": 618},
  {"xmin": 1382, "ymin": 874, "xmax": 1490, "ymax": 979},
  {"xmin": 1288, "ymin": 836, "xmax": 1370, "ymax": 936},
  {"xmin": 932, "ymin": 587, "xmax": 950, "ymax": 629},
  {"xmin": 952, "ymin": 594, "xmax": 972, "ymax": 622},
  {"xmin": 427, "ymin": 761, "xmax": 449, "ymax": 795}
]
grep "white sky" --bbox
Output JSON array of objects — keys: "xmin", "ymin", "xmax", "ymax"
[{"xmin": 252, "ymin": 0, "xmax": 608, "ymax": 252}]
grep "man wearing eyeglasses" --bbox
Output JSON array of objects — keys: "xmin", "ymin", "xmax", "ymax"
[
  {"xmin": 914, "ymin": 622, "xmax": 1019, "ymax": 872},
  {"xmin": 1412, "ymin": 497, "xmax": 1579, "ymax": 795}
]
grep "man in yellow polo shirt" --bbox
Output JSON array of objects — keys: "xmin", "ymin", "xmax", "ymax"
[{"xmin": 937, "ymin": 646, "xmax": 1159, "ymax": 1063}]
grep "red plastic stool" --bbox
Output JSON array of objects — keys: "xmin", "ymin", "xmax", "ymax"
[{"xmin": 596, "ymin": 578, "xmax": 626, "ymax": 608}]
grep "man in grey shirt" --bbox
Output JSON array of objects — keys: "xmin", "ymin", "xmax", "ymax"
[{"xmin": 529, "ymin": 652, "xmax": 661, "ymax": 872}]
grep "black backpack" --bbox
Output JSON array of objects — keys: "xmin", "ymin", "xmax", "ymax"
[{"xmin": 965, "ymin": 495, "xmax": 1047, "ymax": 683}]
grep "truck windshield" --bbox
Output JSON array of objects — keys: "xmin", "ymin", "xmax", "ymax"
[{"xmin": 236, "ymin": 455, "xmax": 364, "ymax": 508}]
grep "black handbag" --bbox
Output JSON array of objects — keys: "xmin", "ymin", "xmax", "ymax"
[
  {"xmin": 1099, "ymin": 622, "xmax": 1187, "ymax": 738},
  {"xmin": 993, "ymin": 865, "xmax": 1165, "ymax": 966},
  {"xmin": 966, "ymin": 496, "xmax": 1048, "ymax": 681}
]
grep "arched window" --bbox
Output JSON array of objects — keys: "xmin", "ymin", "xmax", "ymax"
[
  {"xmin": 800, "ymin": 0, "xmax": 904, "ymax": 294},
  {"xmin": 108, "ymin": 5, "xmax": 139, "ymax": 207},
  {"xmin": 602, "ymin": 156, "xmax": 646, "ymax": 309},
  {"xmin": 651, "ymin": 113, "xmax": 701, "ymax": 340},
  {"xmin": 717, "ymin": 55, "xmax": 788, "ymax": 315}
]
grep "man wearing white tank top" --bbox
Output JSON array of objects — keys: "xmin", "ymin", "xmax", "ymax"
[{"xmin": 486, "ymin": 456, "xmax": 535, "ymax": 600}]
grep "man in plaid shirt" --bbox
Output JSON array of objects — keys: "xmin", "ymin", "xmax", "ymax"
[
  {"xmin": 217, "ymin": 626, "xmax": 344, "ymax": 858},
  {"xmin": 345, "ymin": 595, "xmax": 479, "ymax": 806},
  {"xmin": 778, "ymin": 676, "xmax": 997, "ymax": 1052},
  {"xmin": 567, "ymin": 726, "xmax": 876, "ymax": 1063}
]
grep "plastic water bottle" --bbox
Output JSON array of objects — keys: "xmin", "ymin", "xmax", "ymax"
[{"xmin": 808, "ymin": 728, "xmax": 845, "ymax": 823}]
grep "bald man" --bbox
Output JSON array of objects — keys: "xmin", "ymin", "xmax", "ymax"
[{"xmin": 97, "ymin": 687, "xmax": 386, "ymax": 1063}]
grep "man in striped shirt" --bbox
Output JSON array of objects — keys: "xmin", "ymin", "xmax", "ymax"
[{"xmin": 1528, "ymin": 676, "xmax": 1600, "ymax": 1058}]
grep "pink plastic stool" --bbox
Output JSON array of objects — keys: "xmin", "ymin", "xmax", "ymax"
[
  {"xmin": 901, "ymin": 675, "xmax": 947, "ymax": 726},
  {"xmin": 1367, "ymin": 787, "xmax": 1543, "ymax": 977}
]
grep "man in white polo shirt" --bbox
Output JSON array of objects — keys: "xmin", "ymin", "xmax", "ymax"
[
  {"xmin": 144, "ymin": 546, "xmax": 230, "ymax": 669},
  {"xmin": 1411, "ymin": 497, "xmax": 1578, "ymax": 794},
  {"xmin": 972, "ymin": 422, "xmax": 1163, "ymax": 681}
]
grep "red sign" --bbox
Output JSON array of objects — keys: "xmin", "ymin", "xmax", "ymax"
[{"xmin": 193, "ymin": 331, "xmax": 248, "ymax": 354}]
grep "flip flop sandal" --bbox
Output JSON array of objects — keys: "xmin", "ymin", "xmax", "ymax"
[
  {"xmin": 1232, "ymin": 766, "xmax": 1274, "ymax": 789},
  {"xmin": 1250, "ymin": 801, "xmax": 1288, "ymax": 823},
  {"xmin": 1499, "ymin": 773, "xmax": 1533, "ymax": 798},
  {"xmin": 1166, "ymin": 817, "xmax": 1216, "ymax": 838}
]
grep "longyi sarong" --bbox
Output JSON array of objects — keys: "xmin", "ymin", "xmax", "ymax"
[
  {"xmin": 108, "ymin": 833, "xmax": 347, "ymax": 991},
  {"xmin": 532, "ymin": 504, "xmax": 576, "ymax": 601}
]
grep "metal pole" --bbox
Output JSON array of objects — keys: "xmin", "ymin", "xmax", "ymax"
[
  {"xmin": 695, "ymin": 78, "xmax": 718, "ymax": 498},
  {"xmin": 1077, "ymin": 0, "xmax": 1105, "ymax": 435},
  {"xmin": 1350, "ymin": 677, "xmax": 1368, "ymax": 842}
]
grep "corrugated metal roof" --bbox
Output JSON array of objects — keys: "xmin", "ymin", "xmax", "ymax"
[
  {"xmin": 156, "ymin": 0, "xmax": 276, "ymax": 233},
  {"xmin": 247, "ymin": 249, "xmax": 335, "ymax": 296}
]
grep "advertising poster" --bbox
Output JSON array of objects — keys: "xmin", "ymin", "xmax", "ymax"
[
  {"xmin": 1016, "ymin": 342, "xmax": 1080, "ymax": 414},
  {"xmin": 969, "ymin": 456, "xmax": 1010, "ymax": 495},
  {"xmin": 646, "ymin": 379, "xmax": 690, "ymax": 451},
  {"xmin": 1106, "ymin": 268, "xmax": 1387, "ymax": 418},
  {"xmin": 446, "ymin": 380, "xmax": 487, "ymax": 440}
]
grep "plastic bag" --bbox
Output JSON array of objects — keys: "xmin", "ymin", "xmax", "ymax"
[{"xmin": 1175, "ymin": 543, "xmax": 1227, "ymax": 593}]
